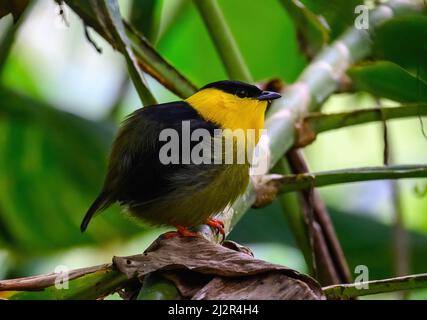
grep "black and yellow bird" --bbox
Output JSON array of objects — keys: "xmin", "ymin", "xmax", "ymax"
[{"xmin": 80, "ymin": 80, "xmax": 281, "ymax": 237}]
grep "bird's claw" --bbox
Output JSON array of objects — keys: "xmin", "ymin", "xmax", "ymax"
[
  {"xmin": 163, "ymin": 226, "xmax": 199, "ymax": 239},
  {"xmin": 206, "ymin": 219, "xmax": 225, "ymax": 242}
]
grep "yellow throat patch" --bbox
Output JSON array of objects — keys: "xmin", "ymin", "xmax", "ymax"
[{"xmin": 186, "ymin": 88, "xmax": 268, "ymax": 145}]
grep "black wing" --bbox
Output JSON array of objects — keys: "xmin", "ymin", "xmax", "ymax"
[{"xmin": 81, "ymin": 101, "xmax": 218, "ymax": 231}]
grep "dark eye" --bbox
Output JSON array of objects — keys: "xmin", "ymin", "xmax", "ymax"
[{"xmin": 236, "ymin": 88, "xmax": 248, "ymax": 98}]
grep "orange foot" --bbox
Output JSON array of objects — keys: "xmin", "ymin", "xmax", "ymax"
[
  {"xmin": 162, "ymin": 225, "xmax": 199, "ymax": 239},
  {"xmin": 206, "ymin": 218, "xmax": 225, "ymax": 239}
]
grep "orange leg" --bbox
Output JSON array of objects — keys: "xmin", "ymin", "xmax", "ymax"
[
  {"xmin": 206, "ymin": 218, "xmax": 225, "ymax": 239},
  {"xmin": 162, "ymin": 225, "xmax": 199, "ymax": 239},
  {"xmin": 176, "ymin": 225, "xmax": 199, "ymax": 237}
]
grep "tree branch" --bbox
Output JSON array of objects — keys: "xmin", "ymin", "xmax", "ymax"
[
  {"xmin": 253, "ymin": 164, "xmax": 427, "ymax": 209},
  {"xmin": 254, "ymin": 165, "xmax": 427, "ymax": 197},
  {"xmin": 203, "ymin": 0, "xmax": 424, "ymax": 243},
  {"xmin": 296, "ymin": 103, "xmax": 427, "ymax": 146},
  {"xmin": 0, "ymin": 264, "xmax": 131, "ymax": 300},
  {"xmin": 323, "ymin": 273, "xmax": 427, "ymax": 299}
]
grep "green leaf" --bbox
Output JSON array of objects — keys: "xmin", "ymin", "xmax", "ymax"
[
  {"xmin": 373, "ymin": 15, "xmax": 427, "ymax": 81},
  {"xmin": 299, "ymin": 0, "xmax": 363, "ymax": 39},
  {"xmin": 348, "ymin": 61, "xmax": 427, "ymax": 103},
  {"xmin": 279, "ymin": 0, "xmax": 329, "ymax": 59},
  {"xmin": 130, "ymin": 0, "xmax": 163, "ymax": 43},
  {"xmin": 0, "ymin": 88, "xmax": 143, "ymax": 254}
]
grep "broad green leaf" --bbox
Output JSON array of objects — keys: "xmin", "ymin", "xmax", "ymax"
[
  {"xmin": 373, "ymin": 15, "xmax": 427, "ymax": 82},
  {"xmin": 0, "ymin": 88, "xmax": 143, "ymax": 254},
  {"xmin": 279, "ymin": 0, "xmax": 329, "ymax": 59},
  {"xmin": 130, "ymin": 0, "xmax": 163, "ymax": 43},
  {"xmin": 299, "ymin": 0, "xmax": 363, "ymax": 40},
  {"xmin": 348, "ymin": 61, "xmax": 427, "ymax": 103}
]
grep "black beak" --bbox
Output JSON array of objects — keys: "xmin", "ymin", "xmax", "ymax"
[{"xmin": 258, "ymin": 91, "xmax": 281, "ymax": 101}]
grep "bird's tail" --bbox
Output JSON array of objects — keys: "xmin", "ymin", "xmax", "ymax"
[{"xmin": 80, "ymin": 191, "xmax": 111, "ymax": 232}]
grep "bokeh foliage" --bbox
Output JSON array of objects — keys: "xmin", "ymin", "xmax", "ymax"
[{"xmin": 0, "ymin": 0, "xmax": 426, "ymax": 300}]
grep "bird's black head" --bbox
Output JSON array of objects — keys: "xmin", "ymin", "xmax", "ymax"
[{"xmin": 201, "ymin": 80, "xmax": 281, "ymax": 101}]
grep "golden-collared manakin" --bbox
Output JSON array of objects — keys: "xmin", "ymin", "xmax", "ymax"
[{"xmin": 80, "ymin": 80, "xmax": 281, "ymax": 237}]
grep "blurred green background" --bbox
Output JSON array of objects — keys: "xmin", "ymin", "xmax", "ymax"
[{"xmin": 0, "ymin": 0, "xmax": 426, "ymax": 299}]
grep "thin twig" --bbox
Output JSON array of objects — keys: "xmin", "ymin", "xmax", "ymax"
[
  {"xmin": 296, "ymin": 104, "xmax": 427, "ymax": 147},
  {"xmin": 84, "ymin": 24, "xmax": 102, "ymax": 53},
  {"xmin": 253, "ymin": 165, "xmax": 427, "ymax": 197},
  {"xmin": 58, "ymin": 1, "xmax": 70, "ymax": 27},
  {"xmin": 377, "ymin": 98, "xmax": 411, "ymax": 298}
]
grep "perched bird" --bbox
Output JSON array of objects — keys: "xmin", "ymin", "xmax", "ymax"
[{"xmin": 80, "ymin": 80, "xmax": 281, "ymax": 237}]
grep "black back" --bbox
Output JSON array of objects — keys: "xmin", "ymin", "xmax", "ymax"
[{"xmin": 107, "ymin": 101, "xmax": 219, "ymax": 205}]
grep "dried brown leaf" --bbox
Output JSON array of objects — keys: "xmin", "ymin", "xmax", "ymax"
[
  {"xmin": 192, "ymin": 272, "xmax": 320, "ymax": 300},
  {"xmin": 114, "ymin": 237, "xmax": 325, "ymax": 300}
]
